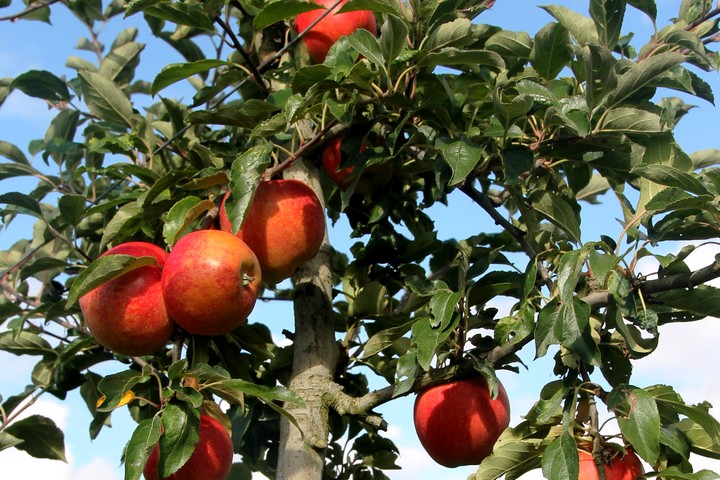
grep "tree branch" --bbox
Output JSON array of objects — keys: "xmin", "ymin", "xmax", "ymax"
[
  {"xmin": 0, "ymin": 0, "xmax": 61, "ymax": 22},
  {"xmin": 212, "ymin": 15, "xmax": 268, "ymax": 97}
]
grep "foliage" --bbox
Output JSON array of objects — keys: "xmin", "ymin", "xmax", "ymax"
[{"xmin": 1, "ymin": 0, "xmax": 720, "ymax": 478}]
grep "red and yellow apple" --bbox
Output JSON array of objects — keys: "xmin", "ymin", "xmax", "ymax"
[
  {"xmin": 293, "ymin": 0, "xmax": 377, "ymax": 63},
  {"xmin": 143, "ymin": 413, "xmax": 233, "ymax": 480},
  {"xmin": 413, "ymin": 376, "xmax": 511, "ymax": 468},
  {"xmin": 578, "ymin": 448, "xmax": 644, "ymax": 480},
  {"xmin": 219, "ymin": 179, "xmax": 326, "ymax": 284},
  {"xmin": 161, "ymin": 229, "xmax": 261, "ymax": 336},
  {"xmin": 79, "ymin": 242, "xmax": 175, "ymax": 356}
]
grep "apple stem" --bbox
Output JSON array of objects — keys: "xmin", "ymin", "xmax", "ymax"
[{"xmin": 243, "ymin": 273, "xmax": 255, "ymax": 286}]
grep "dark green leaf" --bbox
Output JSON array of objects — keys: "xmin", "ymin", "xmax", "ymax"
[
  {"xmin": 157, "ymin": 404, "xmax": 200, "ymax": 478},
  {"xmin": 600, "ymin": 107, "xmax": 662, "ymax": 133},
  {"xmin": 416, "ymin": 49, "xmax": 505, "ymax": 70},
  {"xmin": 583, "ymin": 44, "xmax": 618, "ymax": 110},
  {"xmin": 162, "ymin": 196, "xmax": 214, "ymax": 246},
  {"xmin": 143, "ymin": 3, "xmax": 214, "ymax": 31},
  {"xmin": 0, "ymin": 331, "xmax": 55, "ymax": 356},
  {"xmin": 627, "ymin": 0, "xmax": 657, "ymax": 21},
  {"xmin": 5, "ymin": 415, "xmax": 66, "ymax": 461},
  {"xmin": 435, "ymin": 136, "xmax": 482, "ymax": 186},
  {"xmin": 530, "ymin": 22, "xmax": 571, "ymax": 81},
  {"xmin": 631, "ymin": 164, "xmax": 708, "ymax": 195},
  {"xmin": 58, "ymin": 194, "xmax": 87, "ymax": 226},
  {"xmin": 66, "ymin": 254, "xmax": 160, "ymax": 308},
  {"xmin": 79, "ymin": 70, "xmax": 135, "ymax": 128},
  {"xmin": 346, "ymin": 28, "xmax": 384, "ymax": 66},
  {"xmin": 541, "ymin": 432, "xmax": 578, "ymax": 480},
  {"xmin": 225, "ymin": 144, "xmax": 271, "ymax": 233},
  {"xmin": 542, "ymin": 5, "xmax": 598, "ymax": 46},
  {"xmin": 10, "ymin": 70, "xmax": 70, "ymax": 102},
  {"xmin": 0, "ymin": 192, "xmax": 45, "ymax": 220},
  {"xmin": 605, "ymin": 52, "xmax": 686, "ymax": 109},
  {"xmin": 96, "ymin": 369, "xmax": 151, "ymax": 412},
  {"xmin": 379, "ymin": 15, "xmax": 407, "ymax": 65},
  {"xmin": 608, "ymin": 385, "xmax": 661, "ymax": 463},
  {"xmin": 589, "ymin": 0, "xmax": 626, "ymax": 49},
  {"xmin": 254, "ymin": 0, "xmax": 322, "ymax": 30},
  {"xmin": 427, "ymin": 18, "xmax": 473, "ymax": 51},
  {"xmin": 0, "ymin": 141, "xmax": 30, "ymax": 164},
  {"xmin": 151, "ymin": 59, "xmax": 226, "ymax": 96},
  {"xmin": 362, "ymin": 321, "xmax": 413, "ymax": 358},
  {"xmin": 123, "ymin": 417, "xmax": 162, "ymax": 480},
  {"xmin": 530, "ymin": 191, "xmax": 581, "ymax": 243}
]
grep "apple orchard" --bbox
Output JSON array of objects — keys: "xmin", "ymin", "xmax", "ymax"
[{"xmin": 2, "ymin": 0, "xmax": 720, "ymax": 479}]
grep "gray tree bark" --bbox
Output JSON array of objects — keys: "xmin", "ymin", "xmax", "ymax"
[{"xmin": 276, "ymin": 159, "xmax": 337, "ymax": 480}]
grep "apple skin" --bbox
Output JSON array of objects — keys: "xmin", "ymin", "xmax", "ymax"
[
  {"xmin": 161, "ymin": 229, "xmax": 261, "ymax": 336},
  {"xmin": 578, "ymin": 448, "xmax": 644, "ymax": 480},
  {"xmin": 322, "ymin": 137, "xmax": 356, "ymax": 189},
  {"xmin": 143, "ymin": 414, "xmax": 233, "ymax": 480},
  {"xmin": 293, "ymin": 0, "xmax": 377, "ymax": 63},
  {"xmin": 219, "ymin": 179, "xmax": 326, "ymax": 284},
  {"xmin": 79, "ymin": 242, "xmax": 175, "ymax": 356},
  {"xmin": 413, "ymin": 376, "xmax": 511, "ymax": 468}
]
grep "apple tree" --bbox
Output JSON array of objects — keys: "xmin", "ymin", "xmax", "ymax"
[{"xmin": 2, "ymin": 0, "xmax": 720, "ymax": 479}]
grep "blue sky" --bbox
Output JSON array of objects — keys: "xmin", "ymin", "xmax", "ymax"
[{"xmin": 1, "ymin": 0, "xmax": 720, "ymax": 479}]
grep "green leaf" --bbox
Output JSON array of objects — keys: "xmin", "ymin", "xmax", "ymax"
[
  {"xmin": 78, "ymin": 70, "xmax": 135, "ymax": 128},
  {"xmin": 631, "ymin": 164, "xmax": 708, "ymax": 195},
  {"xmin": 0, "ymin": 432, "xmax": 23, "ymax": 452},
  {"xmin": 254, "ymin": 0, "xmax": 321, "ymax": 30},
  {"xmin": 203, "ymin": 378, "xmax": 304, "ymax": 407},
  {"xmin": 416, "ymin": 49, "xmax": 505, "ymax": 70},
  {"xmin": 151, "ymin": 59, "xmax": 226, "ymax": 96},
  {"xmin": 362, "ymin": 321, "xmax": 413, "ymax": 358},
  {"xmin": 337, "ymin": 0, "xmax": 401, "ymax": 16},
  {"xmin": 649, "ymin": 467, "xmax": 720, "ymax": 479},
  {"xmin": 379, "ymin": 14, "xmax": 407, "ymax": 66},
  {"xmin": 65, "ymin": 254, "xmax": 160, "ymax": 308},
  {"xmin": 605, "ymin": 52, "xmax": 686, "ymax": 109},
  {"xmin": 97, "ymin": 369, "xmax": 150, "ymax": 412},
  {"xmin": 541, "ymin": 5, "xmax": 598, "ymax": 46},
  {"xmin": 143, "ymin": 2, "xmax": 214, "ymax": 31},
  {"xmin": 627, "ymin": 0, "xmax": 657, "ymax": 21},
  {"xmin": 583, "ymin": 44, "xmax": 618, "ymax": 111},
  {"xmin": 162, "ymin": 196, "xmax": 214, "ymax": 246},
  {"xmin": 427, "ymin": 18, "xmax": 473, "ymax": 51},
  {"xmin": 0, "ymin": 331, "xmax": 55, "ymax": 356},
  {"xmin": 99, "ymin": 42, "xmax": 144, "ymax": 84},
  {"xmin": 608, "ymin": 385, "xmax": 661, "ymax": 464},
  {"xmin": 58, "ymin": 194, "xmax": 87, "ymax": 226},
  {"xmin": 123, "ymin": 0, "xmax": 163, "ymax": 17},
  {"xmin": 123, "ymin": 416, "xmax": 162, "ymax": 480},
  {"xmin": 346, "ymin": 28, "xmax": 384, "ymax": 66},
  {"xmin": 225, "ymin": 144, "xmax": 271, "ymax": 233},
  {"xmin": 530, "ymin": 22, "xmax": 571, "ymax": 81},
  {"xmin": 0, "ymin": 141, "xmax": 30, "ymax": 164},
  {"xmin": 654, "ymin": 285, "xmax": 720, "ymax": 319},
  {"xmin": 542, "ymin": 432, "xmax": 578, "ymax": 480},
  {"xmin": 535, "ymin": 298, "xmax": 598, "ymax": 365},
  {"xmin": 435, "ymin": 136, "xmax": 482, "ymax": 186},
  {"xmin": 530, "ymin": 191, "xmax": 581, "ymax": 243},
  {"xmin": 5, "ymin": 415, "xmax": 66, "ymax": 461},
  {"xmin": 157, "ymin": 404, "xmax": 200, "ymax": 478},
  {"xmin": 501, "ymin": 145, "xmax": 533, "ymax": 185},
  {"xmin": 99, "ymin": 200, "xmax": 144, "ymax": 248},
  {"xmin": 589, "ymin": 0, "xmax": 626, "ymax": 49},
  {"xmin": 600, "ymin": 107, "xmax": 662, "ymax": 133},
  {"xmin": 10, "ymin": 70, "xmax": 70, "ymax": 102},
  {"xmin": 0, "ymin": 192, "xmax": 45, "ymax": 220}
]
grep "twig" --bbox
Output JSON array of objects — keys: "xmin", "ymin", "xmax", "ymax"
[
  {"xmin": 0, "ymin": 0, "xmax": 61, "ymax": 22},
  {"xmin": 213, "ymin": 15, "xmax": 268, "ymax": 97}
]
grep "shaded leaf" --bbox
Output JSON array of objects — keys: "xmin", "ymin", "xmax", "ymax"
[
  {"xmin": 151, "ymin": 59, "xmax": 227, "ymax": 96},
  {"xmin": 10, "ymin": 70, "xmax": 70, "ymax": 102},
  {"xmin": 5, "ymin": 415, "xmax": 66, "ymax": 461},
  {"xmin": 79, "ymin": 70, "xmax": 135, "ymax": 128}
]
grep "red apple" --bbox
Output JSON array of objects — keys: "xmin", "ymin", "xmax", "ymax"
[
  {"xmin": 293, "ymin": 0, "xmax": 377, "ymax": 63},
  {"xmin": 322, "ymin": 137, "xmax": 356, "ymax": 188},
  {"xmin": 79, "ymin": 242, "xmax": 175, "ymax": 356},
  {"xmin": 413, "ymin": 376, "xmax": 511, "ymax": 468},
  {"xmin": 143, "ymin": 413, "xmax": 233, "ymax": 480},
  {"xmin": 578, "ymin": 448, "xmax": 644, "ymax": 480},
  {"xmin": 161, "ymin": 229, "xmax": 261, "ymax": 336},
  {"xmin": 219, "ymin": 179, "xmax": 326, "ymax": 284}
]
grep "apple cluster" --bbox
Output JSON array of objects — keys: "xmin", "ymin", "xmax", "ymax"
[{"xmin": 79, "ymin": 179, "xmax": 325, "ymax": 356}]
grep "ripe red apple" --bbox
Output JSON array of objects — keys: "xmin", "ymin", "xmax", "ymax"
[
  {"xmin": 578, "ymin": 448, "xmax": 644, "ymax": 480},
  {"xmin": 293, "ymin": 0, "xmax": 377, "ymax": 63},
  {"xmin": 321, "ymin": 137, "xmax": 393, "ymax": 193},
  {"xmin": 161, "ymin": 229, "xmax": 261, "ymax": 336},
  {"xmin": 143, "ymin": 413, "xmax": 233, "ymax": 480},
  {"xmin": 79, "ymin": 242, "xmax": 175, "ymax": 356},
  {"xmin": 219, "ymin": 179, "xmax": 326, "ymax": 284},
  {"xmin": 413, "ymin": 376, "xmax": 511, "ymax": 468}
]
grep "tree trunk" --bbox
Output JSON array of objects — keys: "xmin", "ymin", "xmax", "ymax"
[{"xmin": 276, "ymin": 159, "xmax": 337, "ymax": 480}]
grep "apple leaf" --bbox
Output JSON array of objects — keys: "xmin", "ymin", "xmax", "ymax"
[
  {"xmin": 5, "ymin": 415, "xmax": 66, "ymax": 461},
  {"xmin": 435, "ymin": 136, "xmax": 483, "ymax": 186},
  {"xmin": 607, "ymin": 385, "xmax": 661, "ymax": 464},
  {"xmin": 0, "ymin": 432, "xmax": 23, "ymax": 452},
  {"xmin": 380, "ymin": 14, "xmax": 408, "ymax": 67},
  {"xmin": 226, "ymin": 143, "xmax": 271, "ymax": 234},
  {"xmin": 78, "ymin": 70, "xmax": 135, "ymax": 128},
  {"xmin": 157, "ymin": 403, "xmax": 200, "ymax": 478},
  {"xmin": 0, "ymin": 140, "xmax": 30, "ymax": 164},
  {"xmin": 530, "ymin": 190, "xmax": 581, "ymax": 244},
  {"xmin": 649, "ymin": 467, "xmax": 720, "ymax": 479},
  {"xmin": 346, "ymin": 28, "xmax": 384, "ymax": 67},
  {"xmin": 530, "ymin": 22, "xmax": 571, "ymax": 81},
  {"xmin": 0, "ymin": 330, "xmax": 56, "ymax": 356},
  {"xmin": 541, "ymin": 432, "xmax": 578, "ymax": 480},
  {"xmin": 0, "ymin": 191, "xmax": 46, "ymax": 221},
  {"xmin": 123, "ymin": 416, "xmax": 162, "ymax": 480},
  {"xmin": 97, "ymin": 369, "xmax": 152, "ymax": 412},
  {"xmin": 151, "ymin": 59, "xmax": 226, "ymax": 96},
  {"xmin": 10, "ymin": 69, "xmax": 71, "ymax": 102},
  {"xmin": 362, "ymin": 321, "xmax": 413, "ymax": 358},
  {"xmin": 604, "ymin": 51, "xmax": 685, "ymax": 109},
  {"xmin": 58, "ymin": 193, "xmax": 87, "ymax": 226},
  {"xmin": 65, "ymin": 254, "xmax": 160, "ymax": 308},
  {"xmin": 162, "ymin": 196, "xmax": 214, "ymax": 246},
  {"xmin": 254, "ymin": 0, "xmax": 322, "ymax": 30}
]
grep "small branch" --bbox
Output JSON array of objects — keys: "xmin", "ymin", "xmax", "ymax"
[
  {"xmin": 323, "ymin": 383, "xmax": 388, "ymax": 430},
  {"xmin": 213, "ymin": 16, "xmax": 268, "ymax": 97},
  {"xmin": 0, "ymin": 0, "xmax": 61, "ymax": 22},
  {"xmin": 459, "ymin": 182, "xmax": 553, "ymax": 289},
  {"xmin": 265, "ymin": 120, "xmax": 343, "ymax": 178}
]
